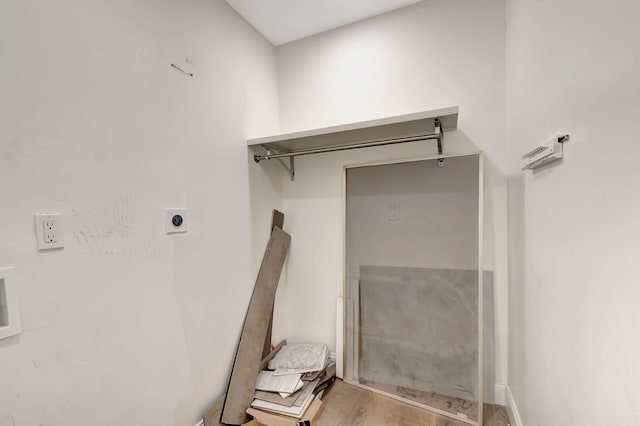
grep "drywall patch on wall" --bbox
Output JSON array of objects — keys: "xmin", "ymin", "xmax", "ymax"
[{"xmin": 71, "ymin": 179, "xmax": 162, "ymax": 257}]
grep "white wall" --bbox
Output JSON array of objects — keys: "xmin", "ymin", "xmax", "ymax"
[
  {"xmin": 506, "ymin": 0, "xmax": 640, "ymax": 424},
  {"xmin": 0, "ymin": 1, "xmax": 281, "ymax": 425},
  {"xmin": 273, "ymin": 0, "xmax": 509, "ymax": 389}
]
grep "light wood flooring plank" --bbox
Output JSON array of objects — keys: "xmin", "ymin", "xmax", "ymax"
[
  {"xmin": 317, "ymin": 380, "xmax": 511, "ymax": 426},
  {"xmin": 203, "ymin": 397, "xmax": 224, "ymax": 426}
]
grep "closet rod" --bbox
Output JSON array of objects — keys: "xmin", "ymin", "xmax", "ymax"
[{"xmin": 254, "ymin": 133, "xmax": 441, "ymax": 163}]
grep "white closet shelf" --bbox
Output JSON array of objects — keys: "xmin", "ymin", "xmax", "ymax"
[{"xmin": 248, "ymin": 106, "xmax": 458, "ymax": 180}]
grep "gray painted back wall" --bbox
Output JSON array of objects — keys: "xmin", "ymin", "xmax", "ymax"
[{"xmin": 346, "ymin": 155, "xmax": 480, "ymax": 278}]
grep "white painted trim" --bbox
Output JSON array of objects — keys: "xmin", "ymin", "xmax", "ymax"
[
  {"xmin": 505, "ymin": 385, "xmax": 524, "ymax": 426},
  {"xmin": 494, "ymin": 383, "xmax": 507, "ymax": 406},
  {"xmin": 194, "ymin": 419, "xmax": 204, "ymax": 426},
  {"xmin": 478, "ymin": 153, "xmax": 484, "ymax": 425}
]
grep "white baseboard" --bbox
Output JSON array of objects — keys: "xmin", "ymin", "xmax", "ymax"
[
  {"xmin": 194, "ymin": 419, "xmax": 204, "ymax": 426},
  {"xmin": 494, "ymin": 383, "xmax": 507, "ymax": 406},
  {"xmin": 505, "ymin": 385, "xmax": 524, "ymax": 426}
]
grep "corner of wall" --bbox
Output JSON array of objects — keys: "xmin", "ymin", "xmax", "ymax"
[{"xmin": 505, "ymin": 385, "xmax": 524, "ymax": 426}]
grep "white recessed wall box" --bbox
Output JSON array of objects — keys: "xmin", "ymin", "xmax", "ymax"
[
  {"xmin": 165, "ymin": 208, "xmax": 188, "ymax": 234},
  {"xmin": 0, "ymin": 267, "xmax": 22, "ymax": 340}
]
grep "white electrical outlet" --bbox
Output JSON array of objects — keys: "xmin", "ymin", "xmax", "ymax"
[
  {"xmin": 34, "ymin": 213, "xmax": 64, "ymax": 250},
  {"xmin": 43, "ymin": 220, "xmax": 57, "ymax": 243}
]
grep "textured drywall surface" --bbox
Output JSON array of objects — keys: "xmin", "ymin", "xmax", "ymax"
[
  {"xmin": 0, "ymin": 0, "xmax": 280, "ymax": 425},
  {"xmin": 506, "ymin": 0, "xmax": 640, "ymax": 424},
  {"xmin": 275, "ymin": 0, "xmax": 509, "ymax": 388}
]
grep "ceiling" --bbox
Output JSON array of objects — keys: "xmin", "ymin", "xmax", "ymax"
[{"xmin": 225, "ymin": 0, "xmax": 424, "ymax": 46}]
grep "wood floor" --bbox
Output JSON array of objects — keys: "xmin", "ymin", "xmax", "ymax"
[
  {"xmin": 316, "ymin": 380, "xmax": 511, "ymax": 426},
  {"xmin": 359, "ymin": 379, "xmax": 479, "ymax": 420},
  {"xmin": 203, "ymin": 379, "xmax": 510, "ymax": 426}
]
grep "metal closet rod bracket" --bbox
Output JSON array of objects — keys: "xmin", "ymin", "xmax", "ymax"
[
  {"xmin": 255, "ymin": 145, "xmax": 296, "ymax": 181},
  {"xmin": 435, "ymin": 118, "xmax": 445, "ymax": 167}
]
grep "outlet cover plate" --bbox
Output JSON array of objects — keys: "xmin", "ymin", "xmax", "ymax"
[
  {"xmin": 165, "ymin": 208, "xmax": 188, "ymax": 234},
  {"xmin": 34, "ymin": 213, "xmax": 64, "ymax": 251}
]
